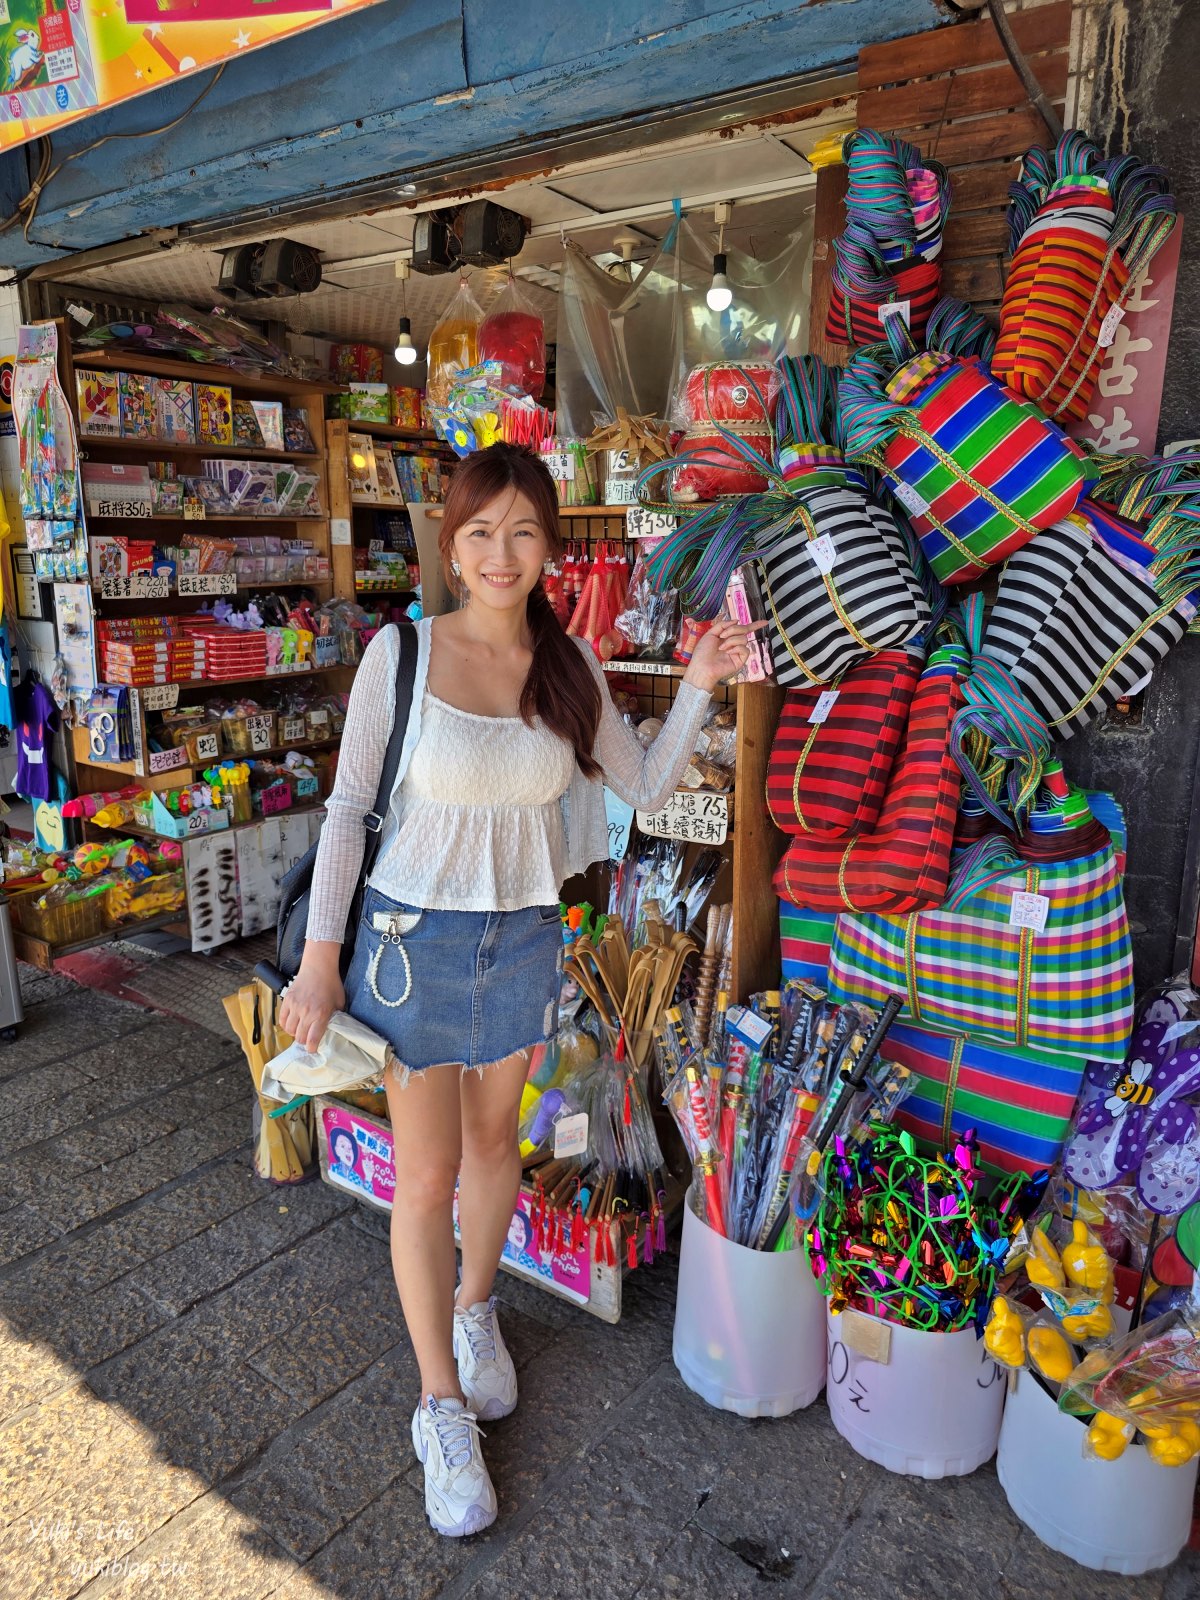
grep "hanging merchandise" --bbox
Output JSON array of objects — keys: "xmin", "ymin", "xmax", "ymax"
[
  {"xmin": 13, "ymin": 322, "xmax": 82, "ymax": 575},
  {"xmin": 426, "ymin": 277, "xmax": 484, "ymax": 408},
  {"xmin": 765, "ymin": 649, "xmax": 923, "ymax": 838},
  {"xmin": 554, "ymin": 213, "xmax": 812, "ymax": 438},
  {"xmin": 824, "ymin": 129, "xmax": 951, "ymax": 348},
  {"xmin": 993, "ymin": 132, "xmax": 1177, "ymax": 424},
  {"xmin": 478, "ymin": 276, "xmax": 547, "ymax": 399},
  {"xmin": 772, "ymin": 645, "xmax": 965, "ymax": 914},
  {"xmin": 838, "ymin": 316, "xmax": 1091, "ymax": 586},
  {"xmin": 565, "ymin": 541, "xmax": 629, "ymax": 653},
  {"xmin": 829, "ymin": 818, "xmax": 1136, "ymax": 1064},
  {"xmin": 12, "ymin": 673, "xmax": 61, "ymax": 803},
  {"xmin": 666, "ymin": 362, "xmax": 781, "ymax": 502}
]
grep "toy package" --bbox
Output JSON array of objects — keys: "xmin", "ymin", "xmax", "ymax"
[
  {"xmin": 479, "ymin": 277, "xmax": 546, "ymax": 399},
  {"xmin": 251, "ymin": 400, "xmax": 284, "ymax": 452},
  {"xmin": 282, "ymin": 409, "xmax": 315, "ymax": 453},
  {"xmin": 118, "ymin": 372, "xmax": 157, "ymax": 440},
  {"xmin": 75, "ymin": 369, "xmax": 121, "ymax": 437},
  {"xmin": 154, "ymin": 379, "xmax": 196, "ymax": 444},
  {"xmin": 195, "ymin": 384, "xmax": 234, "ymax": 446},
  {"xmin": 427, "ymin": 278, "xmax": 483, "ymax": 407},
  {"xmin": 232, "ymin": 399, "xmax": 265, "ymax": 450}
]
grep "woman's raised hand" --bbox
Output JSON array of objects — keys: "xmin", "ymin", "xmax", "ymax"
[{"xmin": 682, "ymin": 619, "xmax": 770, "ymax": 693}]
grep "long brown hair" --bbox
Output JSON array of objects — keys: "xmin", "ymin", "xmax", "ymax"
[{"xmin": 438, "ymin": 443, "xmax": 603, "ymax": 778}]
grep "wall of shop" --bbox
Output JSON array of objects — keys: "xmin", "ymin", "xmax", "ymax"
[
  {"xmin": 1066, "ymin": 0, "xmax": 1200, "ymax": 989},
  {"xmin": 0, "ymin": 0, "xmax": 944, "ymax": 270}
]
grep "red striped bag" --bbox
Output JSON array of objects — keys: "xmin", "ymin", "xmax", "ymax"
[
  {"xmin": 765, "ymin": 649, "xmax": 922, "ymax": 838},
  {"xmin": 824, "ymin": 258, "xmax": 942, "ymax": 348},
  {"xmin": 771, "ymin": 649, "xmax": 964, "ymax": 915}
]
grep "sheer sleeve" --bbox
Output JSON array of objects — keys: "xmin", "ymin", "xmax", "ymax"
[
  {"xmin": 576, "ymin": 639, "xmax": 712, "ymax": 811},
  {"xmin": 305, "ymin": 627, "xmax": 398, "ymax": 944}
]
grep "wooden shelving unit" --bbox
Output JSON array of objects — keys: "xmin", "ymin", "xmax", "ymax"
[{"xmin": 55, "ymin": 322, "xmax": 355, "ymax": 955}]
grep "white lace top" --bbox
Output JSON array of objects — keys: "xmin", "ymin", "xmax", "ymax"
[
  {"xmin": 305, "ymin": 617, "xmax": 713, "ymax": 941},
  {"xmin": 381, "ymin": 690, "xmax": 575, "ymax": 911}
]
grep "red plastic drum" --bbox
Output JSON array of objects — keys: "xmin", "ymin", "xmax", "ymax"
[
  {"xmin": 672, "ymin": 425, "xmax": 773, "ymax": 500},
  {"xmin": 684, "ymin": 362, "xmax": 779, "ymax": 428}
]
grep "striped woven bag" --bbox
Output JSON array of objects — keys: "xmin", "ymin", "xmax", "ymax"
[
  {"xmin": 824, "ymin": 129, "xmax": 950, "ymax": 347},
  {"xmin": 771, "ymin": 648, "xmax": 964, "ymax": 914},
  {"xmin": 840, "ymin": 347, "xmax": 1092, "ymax": 586},
  {"xmin": 993, "ymin": 132, "xmax": 1177, "ymax": 424},
  {"xmin": 827, "ymin": 835, "xmax": 1136, "ymax": 1063},
  {"xmin": 765, "ymin": 648, "xmax": 923, "ymax": 838},
  {"xmin": 977, "ymin": 501, "xmax": 1200, "ymax": 739}
]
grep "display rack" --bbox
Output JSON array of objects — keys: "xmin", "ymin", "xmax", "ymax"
[{"xmin": 50, "ymin": 323, "xmax": 352, "ymax": 956}]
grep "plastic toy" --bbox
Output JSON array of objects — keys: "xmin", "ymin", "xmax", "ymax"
[
  {"xmin": 1142, "ymin": 1418, "xmax": 1200, "ymax": 1469},
  {"xmin": 1062, "ymin": 1219, "xmax": 1116, "ymax": 1300},
  {"xmin": 984, "ymin": 1296, "xmax": 1028, "ymax": 1367},
  {"xmin": 1026, "ymin": 1228, "xmax": 1067, "ymax": 1290},
  {"xmin": 1028, "ymin": 1322, "xmax": 1076, "ymax": 1383},
  {"xmin": 1087, "ymin": 1410, "xmax": 1134, "ymax": 1461}
]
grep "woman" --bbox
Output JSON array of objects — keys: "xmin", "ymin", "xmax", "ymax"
[{"xmin": 281, "ymin": 443, "xmax": 756, "ymax": 1537}]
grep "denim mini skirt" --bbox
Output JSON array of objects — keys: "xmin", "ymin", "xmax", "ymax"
[{"xmin": 343, "ymin": 885, "xmax": 563, "ymax": 1075}]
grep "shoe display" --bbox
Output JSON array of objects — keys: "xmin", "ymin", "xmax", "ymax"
[
  {"xmin": 411, "ymin": 1394, "xmax": 497, "ymax": 1537},
  {"xmin": 453, "ymin": 1296, "xmax": 519, "ymax": 1421}
]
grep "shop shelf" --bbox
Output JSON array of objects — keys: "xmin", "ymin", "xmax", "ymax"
[
  {"xmin": 79, "ymin": 435, "xmax": 322, "ymax": 462},
  {"xmin": 71, "ymin": 346, "xmax": 342, "ymax": 397},
  {"xmin": 10, "ymin": 909, "xmax": 189, "ymax": 972},
  {"xmin": 601, "ymin": 658, "xmax": 686, "ymax": 677},
  {"xmin": 85, "ymin": 512, "xmax": 328, "ymax": 524}
]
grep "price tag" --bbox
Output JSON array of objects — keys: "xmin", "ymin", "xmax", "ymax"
[
  {"xmin": 1098, "ymin": 304, "xmax": 1126, "ymax": 348},
  {"xmin": 331, "ymin": 517, "xmax": 352, "ymax": 547},
  {"xmin": 544, "ymin": 451, "xmax": 576, "ymax": 482},
  {"xmin": 148, "ymin": 747, "xmax": 189, "ymax": 775},
  {"xmin": 807, "ymin": 533, "xmax": 838, "ymax": 574},
  {"xmin": 605, "ymin": 475, "xmax": 640, "ymax": 506},
  {"xmin": 891, "ymin": 481, "xmax": 930, "ymax": 518},
  {"xmin": 808, "ymin": 689, "xmax": 840, "ymax": 725},
  {"xmin": 141, "ymin": 683, "xmax": 180, "ymax": 711},
  {"xmin": 99, "ymin": 573, "xmax": 169, "ymax": 601},
  {"xmin": 261, "ymin": 786, "xmax": 294, "ymax": 816},
  {"xmin": 601, "ymin": 659, "xmax": 677, "ymax": 677},
  {"xmin": 627, "ymin": 507, "xmax": 678, "ymax": 541},
  {"xmin": 313, "ymin": 637, "xmax": 340, "ymax": 667},
  {"xmin": 637, "ymin": 790, "xmax": 728, "ymax": 845},
  {"xmin": 178, "ymin": 572, "xmax": 237, "ymax": 597},
  {"xmin": 280, "ymin": 715, "xmax": 307, "ymax": 744},
  {"xmin": 186, "ymin": 810, "xmax": 211, "ymax": 834},
  {"xmin": 183, "ymin": 499, "xmax": 207, "ymax": 522},
  {"xmin": 194, "ymin": 732, "xmax": 220, "ymax": 761},
  {"xmin": 245, "ymin": 713, "xmax": 274, "ymax": 752},
  {"xmin": 877, "ymin": 299, "xmax": 912, "ymax": 331},
  {"xmin": 92, "ymin": 498, "xmax": 153, "ymax": 520},
  {"xmin": 603, "ymin": 787, "xmax": 635, "ymax": 861},
  {"xmin": 553, "ymin": 1112, "xmax": 589, "ymax": 1160},
  {"xmin": 1009, "ymin": 891, "xmax": 1050, "ymax": 933}
]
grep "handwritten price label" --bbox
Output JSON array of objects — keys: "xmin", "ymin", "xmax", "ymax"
[
  {"xmin": 148, "ymin": 747, "xmax": 189, "ymax": 775},
  {"xmin": 279, "ymin": 716, "xmax": 307, "ymax": 744},
  {"xmin": 543, "ymin": 451, "xmax": 576, "ymax": 482},
  {"xmin": 183, "ymin": 499, "xmax": 207, "ymax": 522},
  {"xmin": 603, "ymin": 787, "xmax": 635, "ymax": 861},
  {"xmin": 637, "ymin": 790, "xmax": 728, "ymax": 845},
  {"xmin": 99, "ymin": 573, "xmax": 169, "ymax": 600},
  {"xmin": 626, "ymin": 507, "xmax": 678, "ymax": 541},
  {"xmin": 245, "ymin": 714, "xmax": 274, "ymax": 752},
  {"xmin": 178, "ymin": 572, "xmax": 237, "ymax": 596},
  {"xmin": 193, "ymin": 732, "xmax": 220, "ymax": 762},
  {"xmin": 601, "ymin": 659, "xmax": 677, "ymax": 677},
  {"xmin": 140, "ymin": 684, "xmax": 180, "ymax": 711}
]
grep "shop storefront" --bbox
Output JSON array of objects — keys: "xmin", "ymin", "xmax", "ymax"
[{"xmin": 0, "ymin": 0, "xmax": 1198, "ymax": 1576}]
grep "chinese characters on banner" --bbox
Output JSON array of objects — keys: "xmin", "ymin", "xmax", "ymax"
[
  {"xmin": 1068, "ymin": 222, "xmax": 1184, "ymax": 458},
  {"xmin": 0, "ymin": 0, "xmax": 389, "ymax": 151}
]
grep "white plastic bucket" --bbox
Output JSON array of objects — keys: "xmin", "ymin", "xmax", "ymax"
[
  {"xmin": 825, "ymin": 1306, "xmax": 1006, "ymax": 1477},
  {"xmin": 673, "ymin": 1183, "xmax": 826, "ymax": 1417},
  {"xmin": 997, "ymin": 1367, "xmax": 1199, "ymax": 1575}
]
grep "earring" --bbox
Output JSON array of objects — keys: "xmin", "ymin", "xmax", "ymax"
[{"xmin": 451, "ymin": 560, "xmax": 461, "ymax": 576}]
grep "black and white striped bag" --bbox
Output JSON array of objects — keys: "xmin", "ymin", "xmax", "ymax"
[
  {"xmin": 980, "ymin": 504, "xmax": 1199, "ymax": 738},
  {"xmin": 756, "ymin": 482, "xmax": 931, "ymax": 687}
]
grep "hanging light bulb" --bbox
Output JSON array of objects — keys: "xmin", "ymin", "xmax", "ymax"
[
  {"xmin": 706, "ymin": 202, "xmax": 734, "ymax": 312},
  {"xmin": 394, "ymin": 259, "xmax": 418, "ymax": 364},
  {"xmin": 394, "ymin": 315, "xmax": 418, "ymax": 365}
]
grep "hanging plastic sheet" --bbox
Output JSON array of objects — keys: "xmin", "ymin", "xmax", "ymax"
[{"xmin": 555, "ymin": 207, "xmax": 814, "ymax": 436}]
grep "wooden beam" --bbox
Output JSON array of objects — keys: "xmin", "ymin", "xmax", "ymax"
[
  {"xmin": 858, "ymin": 53, "xmax": 1069, "ymax": 134},
  {"xmin": 858, "ymin": 1, "xmax": 1072, "ymax": 89}
]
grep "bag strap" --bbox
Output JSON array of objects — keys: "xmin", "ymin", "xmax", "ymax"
[{"xmin": 361, "ymin": 621, "xmax": 417, "ymax": 875}]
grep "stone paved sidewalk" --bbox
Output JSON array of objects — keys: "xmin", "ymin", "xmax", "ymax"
[{"xmin": 1, "ymin": 962, "xmax": 1198, "ymax": 1600}]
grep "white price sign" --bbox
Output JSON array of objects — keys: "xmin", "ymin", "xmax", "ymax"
[
  {"xmin": 193, "ymin": 732, "xmax": 221, "ymax": 762},
  {"xmin": 603, "ymin": 787, "xmax": 635, "ymax": 862},
  {"xmin": 808, "ymin": 689, "xmax": 840, "ymax": 725},
  {"xmin": 601, "ymin": 659, "xmax": 678, "ymax": 677},
  {"xmin": 140, "ymin": 683, "xmax": 180, "ymax": 711},
  {"xmin": 807, "ymin": 533, "xmax": 838, "ymax": 574},
  {"xmin": 553, "ymin": 1112, "xmax": 589, "ymax": 1160},
  {"xmin": 99, "ymin": 573, "xmax": 169, "ymax": 600},
  {"xmin": 543, "ymin": 451, "xmax": 576, "ymax": 482},
  {"xmin": 1009, "ymin": 891, "xmax": 1050, "ymax": 934},
  {"xmin": 637, "ymin": 790, "xmax": 729, "ymax": 845},
  {"xmin": 91, "ymin": 498, "xmax": 153, "ymax": 520},
  {"xmin": 626, "ymin": 507, "xmax": 678, "ymax": 541},
  {"xmin": 178, "ymin": 572, "xmax": 237, "ymax": 596},
  {"xmin": 148, "ymin": 747, "xmax": 189, "ymax": 775},
  {"xmin": 183, "ymin": 499, "xmax": 207, "ymax": 522},
  {"xmin": 604, "ymin": 475, "xmax": 640, "ymax": 506},
  {"xmin": 280, "ymin": 715, "xmax": 307, "ymax": 744},
  {"xmin": 245, "ymin": 714, "xmax": 274, "ymax": 752},
  {"xmin": 891, "ymin": 480, "xmax": 930, "ymax": 518}
]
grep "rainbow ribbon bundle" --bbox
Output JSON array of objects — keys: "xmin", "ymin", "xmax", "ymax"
[
  {"xmin": 825, "ymin": 130, "xmax": 950, "ymax": 348},
  {"xmin": 993, "ymin": 131, "xmax": 1176, "ymax": 424}
]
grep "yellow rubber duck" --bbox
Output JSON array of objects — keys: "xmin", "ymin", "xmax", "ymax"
[
  {"xmin": 1027, "ymin": 1323, "xmax": 1076, "ymax": 1384},
  {"xmin": 1087, "ymin": 1410, "xmax": 1133, "ymax": 1461},
  {"xmin": 984, "ymin": 1296, "xmax": 1027, "ymax": 1368},
  {"xmin": 1141, "ymin": 1419, "xmax": 1200, "ymax": 1469},
  {"xmin": 1061, "ymin": 1220, "xmax": 1114, "ymax": 1302},
  {"xmin": 1026, "ymin": 1229, "xmax": 1066, "ymax": 1290}
]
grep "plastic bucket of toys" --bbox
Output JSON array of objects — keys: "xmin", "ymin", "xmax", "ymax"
[
  {"xmin": 996, "ymin": 1367, "xmax": 1199, "ymax": 1575},
  {"xmin": 673, "ymin": 1183, "xmax": 826, "ymax": 1417},
  {"xmin": 825, "ymin": 1306, "xmax": 1006, "ymax": 1477}
]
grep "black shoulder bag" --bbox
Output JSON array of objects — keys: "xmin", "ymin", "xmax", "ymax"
[{"xmin": 258, "ymin": 620, "xmax": 418, "ymax": 990}]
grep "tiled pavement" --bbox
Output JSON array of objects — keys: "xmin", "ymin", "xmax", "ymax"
[{"xmin": 1, "ymin": 961, "xmax": 1198, "ymax": 1600}]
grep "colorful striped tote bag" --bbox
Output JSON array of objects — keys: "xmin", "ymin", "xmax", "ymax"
[
  {"xmin": 993, "ymin": 132, "xmax": 1177, "ymax": 424},
  {"xmin": 771, "ymin": 650, "xmax": 964, "ymax": 914},
  {"xmin": 839, "ymin": 350, "xmax": 1091, "ymax": 585},
  {"xmin": 779, "ymin": 901, "xmax": 837, "ymax": 986},
  {"xmin": 765, "ymin": 649, "xmax": 923, "ymax": 837},
  {"xmin": 885, "ymin": 1021, "xmax": 1089, "ymax": 1177},
  {"xmin": 976, "ymin": 502, "xmax": 1200, "ymax": 739},
  {"xmin": 827, "ymin": 837, "xmax": 1135, "ymax": 1063}
]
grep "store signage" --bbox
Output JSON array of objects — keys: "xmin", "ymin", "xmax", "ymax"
[
  {"xmin": 637, "ymin": 790, "xmax": 728, "ymax": 845},
  {"xmin": 0, "ymin": 0, "xmax": 393, "ymax": 152},
  {"xmin": 148, "ymin": 747, "xmax": 190, "ymax": 775},
  {"xmin": 244, "ymin": 713, "xmax": 274, "ymax": 752},
  {"xmin": 178, "ymin": 572, "xmax": 237, "ymax": 596},
  {"xmin": 626, "ymin": 507, "xmax": 678, "ymax": 541},
  {"xmin": 99, "ymin": 573, "xmax": 168, "ymax": 600},
  {"xmin": 543, "ymin": 451, "xmax": 575, "ymax": 482},
  {"xmin": 601, "ymin": 658, "xmax": 677, "ymax": 678},
  {"xmin": 140, "ymin": 683, "xmax": 180, "ymax": 711}
]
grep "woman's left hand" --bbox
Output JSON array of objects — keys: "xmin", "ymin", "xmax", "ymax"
[{"xmin": 682, "ymin": 619, "xmax": 769, "ymax": 693}]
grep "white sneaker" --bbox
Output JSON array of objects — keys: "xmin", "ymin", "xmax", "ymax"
[
  {"xmin": 453, "ymin": 1297, "xmax": 518, "ymax": 1421},
  {"xmin": 411, "ymin": 1395, "xmax": 497, "ymax": 1537}
]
